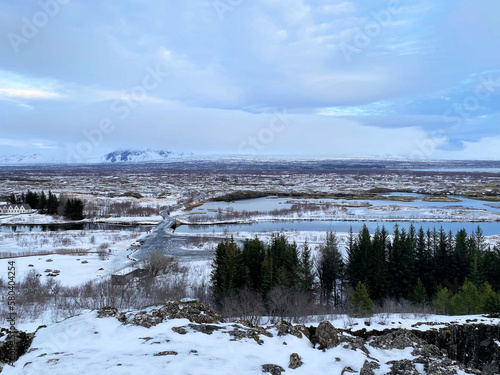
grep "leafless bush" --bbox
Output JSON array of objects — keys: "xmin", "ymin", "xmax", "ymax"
[
  {"xmin": 221, "ymin": 288, "xmax": 266, "ymax": 325},
  {"xmin": 377, "ymin": 298, "xmax": 432, "ymax": 319},
  {"xmin": 143, "ymin": 251, "xmax": 175, "ymax": 276},
  {"xmin": 267, "ymin": 286, "xmax": 316, "ymax": 323},
  {"xmin": 85, "ymin": 199, "xmax": 158, "ymax": 218}
]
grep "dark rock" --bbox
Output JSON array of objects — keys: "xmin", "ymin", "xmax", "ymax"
[
  {"xmin": 288, "ymin": 353, "xmax": 303, "ymax": 369},
  {"xmin": 171, "ymin": 327, "xmax": 187, "ymax": 335},
  {"xmin": 315, "ymin": 321, "xmax": 339, "ymax": 350},
  {"xmin": 0, "ymin": 329, "xmax": 35, "ymax": 364},
  {"xmin": 370, "ymin": 330, "xmax": 424, "ymax": 350},
  {"xmin": 275, "ymin": 321, "xmax": 308, "ymax": 339},
  {"xmin": 188, "ymin": 323, "xmax": 222, "ymax": 335},
  {"xmin": 154, "ymin": 351, "xmax": 178, "ymax": 356},
  {"xmin": 262, "ymin": 363, "xmax": 285, "ymax": 375},
  {"xmin": 97, "ymin": 306, "xmax": 118, "ymax": 318},
  {"xmin": 360, "ymin": 360, "xmax": 380, "ymax": 375},
  {"xmin": 128, "ymin": 311, "xmax": 163, "ymax": 328},
  {"xmin": 413, "ymin": 324, "xmax": 500, "ymax": 374},
  {"xmin": 340, "ymin": 334, "xmax": 370, "ymax": 355},
  {"xmin": 340, "ymin": 366, "xmax": 356, "ymax": 374},
  {"xmin": 387, "ymin": 359, "xmax": 420, "ymax": 374},
  {"xmin": 158, "ymin": 300, "xmax": 222, "ymax": 324}
]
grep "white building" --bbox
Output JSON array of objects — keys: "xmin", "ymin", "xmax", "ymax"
[{"xmin": 0, "ymin": 204, "xmax": 33, "ymax": 215}]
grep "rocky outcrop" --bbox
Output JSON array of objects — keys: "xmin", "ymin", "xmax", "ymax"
[
  {"xmin": 262, "ymin": 363, "xmax": 285, "ymax": 374},
  {"xmin": 90, "ymin": 303, "xmax": 500, "ymax": 374},
  {"xmin": 97, "ymin": 300, "xmax": 223, "ymax": 328},
  {"xmin": 0, "ymin": 329, "xmax": 36, "ymax": 365},
  {"xmin": 413, "ymin": 324, "xmax": 500, "ymax": 374},
  {"xmin": 359, "ymin": 360, "xmax": 380, "ymax": 375},
  {"xmin": 314, "ymin": 321, "xmax": 340, "ymax": 349},
  {"xmin": 275, "ymin": 321, "xmax": 309, "ymax": 339}
]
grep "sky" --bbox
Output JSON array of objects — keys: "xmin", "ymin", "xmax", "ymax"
[{"xmin": 1, "ymin": 0, "xmax": 500, "ymax": 161}]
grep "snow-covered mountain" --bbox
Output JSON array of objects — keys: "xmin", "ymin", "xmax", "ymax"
[
  {"xmin": 0, "ymin": 150, "xmax": 192, "ymax": 165},
  {"xmin": 102, "ymin": 149, "xmax": 191, "ymax": 163},
  {"xmin": 0, "ymin": 154, "xmax": 49, "ymax": 164}
]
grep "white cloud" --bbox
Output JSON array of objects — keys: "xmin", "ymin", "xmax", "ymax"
[{"xmin": 0, "ymin": 88, "xmax": 62, "ymax": 100}]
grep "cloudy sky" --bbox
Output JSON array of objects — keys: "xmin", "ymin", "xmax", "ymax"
[{"xmin": 1, "ymin": 0, "xmax": 500, "ymax": 161}]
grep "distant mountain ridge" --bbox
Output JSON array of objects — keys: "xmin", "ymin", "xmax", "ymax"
[
  {"xmin": 0, "ymin": 154, "xmax": 47, "ymax": 164},
  {"xmin": 102, "ymin": 149, "xmax": 190, "ymax": 163}
]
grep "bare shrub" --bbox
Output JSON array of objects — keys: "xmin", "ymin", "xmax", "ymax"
[
  {"xmin": 143, "ymin": 251, "xmax": 174, "ymax": 276},
  {"xmin": 97, "ymin": 242, "xmax": 111, "ymax": 260},
  {"xmin": 267, "ymin": 286, "xmax": 316, "ymax": 323},
  {"xmin": 221, "ymin": 288, "xmax": 266, "ymax": 325}
]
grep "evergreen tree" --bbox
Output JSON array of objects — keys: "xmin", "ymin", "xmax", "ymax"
[
  {"xmin": 242, "ymin": 237, "xmax": 266, "ymax": 290},
  {"xmin": 211, "ymin": 237, "xmax": 246, "ymax": 306},
  {"xmin": 483, "ymin": 247, "xmax": 500, "ymax": 291},
  {"xmin": 8, "ymin": 193, "xmax": 17, "ymax": 204},
  {"xmin": 370, "ymin": 226, "xmax": 389, "ymax": 301},
  {"xmin": 63, "ymin": 198, "xmax": 85, "ymax": 220},
  {"xmin": 416, "ymin": 227, "xmax": 434, "ymax": 296},
  {"xmin": 316, "ymin": 232, "xmax": 343, "ymax": 305},
  {"xmin": 347, "ymin": 225, "xmax": 372, "ymax": 290},
  {"xmin": 25, "ymin": 190, "xmax": 39, "ymax": 209},
  {"xmin": 451, "ymin": 279, "xmax": 481, "ymax": 315},
  {"xmin": 409, "ymin": 278, "xmax": 427, "ymax": 305},
  {"xmin": 46, "ymin": 191, "xmax": 59, "ymax": 215},
  {"xmin": 480, "ymin": 282, "xmax": 500, "ymax": 315},
  {"xmin": 299, "ymin": 241, "xmax": 315, "ymax": 293},
  {"xmin": 38, "ymin": 191, "xmax": 47, "ymax": 214},
  {"xmin": 388, "ymin": 225, "xmax": 415, "ymax": 299},
  {"xmin": 350, "ymin": 281, "xmax": 374, "ymax": 317},
  {"xmin": 433, "ymin": 286, "xmax": 453, "ymax": 315},
  {"xmin": 267, "ymin": 234, "xmax": 299, "ymax": 288}
]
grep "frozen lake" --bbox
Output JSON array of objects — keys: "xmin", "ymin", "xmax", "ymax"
[{"xmin": 176, "ymin": 194, "xmax": 500, "ymax": 236}]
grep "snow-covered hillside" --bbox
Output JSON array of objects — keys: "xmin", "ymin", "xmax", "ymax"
[
  {"xmin": 2, "ymin": 302, "xmax": 499, "ymax": 375},
  {"xmin": 0, "ymin": 154, "xmax": 54, "ymax": 165},
  {"xmin": 102, "ymin": 150, "xmax": 191, "ymax": 163}
]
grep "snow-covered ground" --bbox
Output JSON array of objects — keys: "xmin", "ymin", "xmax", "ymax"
[
  {"xmin": 0, "ymin": 228, "xmax": 148, "ymax": 288},
  {"xmin": 3, "ymin": 310, "xmax": 497, "ymax": 375}
]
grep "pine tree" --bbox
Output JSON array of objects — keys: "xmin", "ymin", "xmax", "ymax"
[
  {"xmin": 38, "ymin": 191, "xmax": 47, "ymax": 214},
  {"xmin": 25, "ymin": 190, "xmax": 39, "ymax": 209},
  {"xmin": 480, "ymin": 282, "xmax": 500, "ymax": 315},
  {"xmin": 8, "ymin": 193, "xmax": 17, "ymax": 204},
  {"xmin": 299, "ymin": 241, "xmax": 315, "ymax": 293},
  {"xmin": 47, "ymin": 191, "xmax": 59, "ymax": 215},
  {"xmin": 451, "ymin": 279, "xmax": 481, "ymax": 315},
  {"xmin": 350, "ymin": 281, "xmax": 374, "ymax": 317},
  {"xmin": 211, "ymin": 237, "xmax": 246, "ymax": 306},
  {"xmin": 433, "ymin": 286, "xmax": 453, "ymax": 315},
  {"xmin": 63, "ymin": 198, "xmax": 85, "ymax": 220},
  {"xmin": 370, "ymin": 226, "xmax": 389, "ymax": 301},
  {"xmin": 242, "ymin": 237, "xmax": 266, "ymax": 289},
  {"xmin": 409, "ymin": 278, "xmax": 427, "ymax": 305},
  {"xmin": 316, "ymin": 232, "xmax": 343, "ymax": 305}
]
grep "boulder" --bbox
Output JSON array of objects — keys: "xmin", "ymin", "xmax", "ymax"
[
  {"xmin": 359, "ymin": 360, "xmax": 380, "ymax": 375},
  {"xmin": 0, "ymin": 329, "xmax": 36, "ymax": 364},
  {"xmin": 315, "ymin": 321, "xmax": 340, "ymax": 349},
  {"xmin": 288, "ymin": 353, "xmax": 303, "ymax": 369},
  {"xmin": 262, "ymin": 364, "xmax": 285, "ymax": 375}
]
